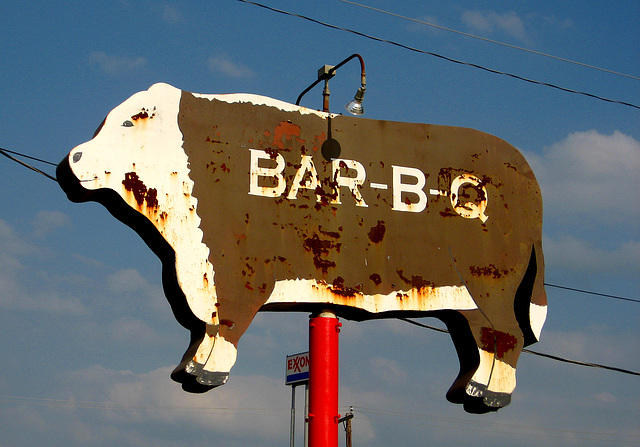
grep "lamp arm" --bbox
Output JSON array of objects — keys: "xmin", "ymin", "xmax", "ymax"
[{"xmin": 295, "ymin": 53, "xmax": 366, "ymax": 107}]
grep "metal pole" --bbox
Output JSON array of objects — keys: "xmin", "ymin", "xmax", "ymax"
[
  {"xmin": 308, "ymin": 311, "xmax": 341, "ymax": 447},
  {"xmin": 322, "ymin": 78, "xmax": 331, "ymax": 113},
  {"xmin": 304, "ymin": 383, "xmax": 309, "ymax": 447},
  {"xmin": 290, "ymin": 384, "xmax": 296, "ymax": 447}
]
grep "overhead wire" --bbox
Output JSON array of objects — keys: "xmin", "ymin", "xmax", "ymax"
[
  {"xmin": 2, "ymin": 146, "xmax": 638, "ymax": 306},
  {"xmin": 3, "ymin": 394, "xmax": 635, "ymax": 443},
  {"xmin": 339, "ymin": 0, "xmax": 640, "ymax": 81},
  {"xmin": 0, "ymin": 147, "xmax": 57, "ymax": 182},
  {"xmin": 0, "ymin": 394, "xmax": 288, "ymax": 416},
  {"xmin": 350, "ymin": 405, "xmax": 640, "ymax": 442},
  {"xmin": 236, "ymin": 0, "xmax": 640, "ymax": 110},
  {"xmin": 400, "ymin": 318, "xmax": 640, "ymax": 376},
  {"xmin": 544, "ymin": 282, "xmax": 639, "ymax": 303}
]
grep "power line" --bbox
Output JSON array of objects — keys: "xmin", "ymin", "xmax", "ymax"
[
  {"xmin": 339, "ymin": 0, "xmax": 640, "ymax": 81},
  {"xmin": 0, "ymin": 148, "xmax": 58, "ymax": 167},
  {"xmin": 2, "ymin": 146, "xmax": 638, "ymax": 306},
  {"xmin": 236, "ymin": 0, "xmax": 640, "ymax": 110},
  {"xmin": 0, "ymin": 394, "xmax": 288, "ymax": 415},
  {"xmin": 351, "ymin": 405, "xmax": 640, "ymax": 442},
  {"xmin": 400, "ymin": 318, "xmax": 640, "ymax": 376},
  {"xmin": 0, "ymin": 147, "xmax": 57, "ymax": 182},
  {"xmin": 544, "ymin": 282, "xmax": 639, "ymax": 304}
]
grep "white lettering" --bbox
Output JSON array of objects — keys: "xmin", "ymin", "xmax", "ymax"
[
  {"xmin": 450, "ymin": 174, "xmax": 488, "ymax": 222},
  {"xmin": 331, "ymin": 159, "xmax": 368, "ymax": 207},
  {"xmin": 287, "ymin": 155, "xmax": 320, "ymax": 201},
  {"xmin": 392, "ymin": 165, "xmax": 428, "ymax": 213},
  {"xmin": 246, "ymin": 149, "xmax": 490, "ymax": 222},
  {"xmin": 249, "ymin": 149, "xmax": 286, "ymax": 197}
]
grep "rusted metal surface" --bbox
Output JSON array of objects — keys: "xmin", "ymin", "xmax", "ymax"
[{"xmin": 57, "ymin": 83, "xmax": 546, "ymax": 413}]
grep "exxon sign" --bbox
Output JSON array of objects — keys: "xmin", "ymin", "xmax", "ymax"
[{"xmin": 286, "ymin": 352, "xmax": 310, "ymax": 385}]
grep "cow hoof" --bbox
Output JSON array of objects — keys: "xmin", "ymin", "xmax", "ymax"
[
  {"xmin": 466, "ymin": 381, "xmax": 511, "ymax": 409},
  {"xmin": 196, "ymin": 370, "xmax": 229, "ymax": 387},
  {"xmin": 183, "ymin": 360, "xmax": 229, "ymax": 387}
]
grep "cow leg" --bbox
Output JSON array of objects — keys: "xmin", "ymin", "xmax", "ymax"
[
  {"xmin": 442, "ymin": 309, "xmax": 523, "ymax": 413},
  {"xmin": 463, "ymin": 310, "xmax": 523, "ymax": 411},
  {"xmin": 466, "ymin": 345, "xmax": 517, "ymax": 407}
]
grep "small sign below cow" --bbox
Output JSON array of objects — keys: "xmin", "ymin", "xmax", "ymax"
[{"xmin": 286, "ymin": 352, "xmax": 310, "ymax": 385}]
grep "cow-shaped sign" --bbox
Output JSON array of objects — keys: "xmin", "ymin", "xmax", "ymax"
[{"xmin": 57, "ymin": 83, "xmax": 546, "ymax": 413}]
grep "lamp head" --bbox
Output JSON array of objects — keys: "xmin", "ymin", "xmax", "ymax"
[{"xmin": 345, "ymin": 86, "xmax": 366, "ymax": 115}]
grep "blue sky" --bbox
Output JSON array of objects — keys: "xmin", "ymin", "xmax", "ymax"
[{"xmin": 1, "ymin": 1, "xmax": 638, "ymax": 446}]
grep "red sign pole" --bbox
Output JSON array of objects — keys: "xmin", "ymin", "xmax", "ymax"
[{"xmin": 308, "ymin": 311, "xmax": 341, "ymax": 447}]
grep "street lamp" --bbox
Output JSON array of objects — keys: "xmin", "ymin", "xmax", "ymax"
[{"xmin": 295, "ymin": 54, "xmax": 366, "ymax": 115}]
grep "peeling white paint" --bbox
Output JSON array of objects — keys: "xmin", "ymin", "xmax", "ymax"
[
  {"xmin": 530, "ymin": 302, "xmax": 547, "ymax": 341},
  {"xmin": 192, "ymin": 90, "xmax": 335, "ymax": 119},
  {"xmin": 264, "ymin": 278, "xmax": 479, "ymax": 312}
]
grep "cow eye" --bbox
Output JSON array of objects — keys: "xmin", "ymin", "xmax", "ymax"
[{"xmin": 122, "ymin": 120, "xmax": 134, "ymax": 127}]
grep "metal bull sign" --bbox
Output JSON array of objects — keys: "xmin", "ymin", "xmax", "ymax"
[{"xmin": 57, "ymin": 83, "xmax": 546, "ymax": 413}]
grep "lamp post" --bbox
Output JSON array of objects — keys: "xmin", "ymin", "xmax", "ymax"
[
  {"xmin": 296, "ymin": 54, "xmax": 366, "ymax": 115},
  {"xmin": 294, "ymin": 56, "xmax": 366, "ymax": 446}
]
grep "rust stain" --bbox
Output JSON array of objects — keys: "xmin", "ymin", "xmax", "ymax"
[
  {"xmin": 469, "ymin": 264, "xmax": 511, "ymax": 279},
  {"xmin": 122, "ymin": 172, "xmax": 158, "ymax": 208},
  {"xmin": 396, "ymin": 270, "xmax": 433, "ymax": 289},
  {"xmin": 330, "ymin": 276, "xmax": 359, "ymax": 297},
  {"xmin": 220, "ymin": 319, "xmax": 236, "ymax": 329},
  {"xmin": 368, "ymin": 220, "xmax": 386, "ymax": 243},
  {"xmin": 303, "ymin": 233, "xmax": 338, "ymax": 274},
  {"xmin": 311, "ymin": 132, "xmax": 327, "ymax": 152},
  {"xmin": 272, "ymin": 121, "xmax": 303, "ymax": 149},
  {"xmin": 369, "ymin": 273, "xmax": 382, "ymax": 285},
  {"xmin": 439, "ymin": 207, "xmax": 458, "ymax": 218},
  {"xmin": 480, "ymin": 327, "xmax": 517, "ymax": 359},
  {"xmin": 264, "ymin": 147, "xmax": 280, "ymax": 160},
  {"xmin": 318, "ymin": 226, "xmax": 341, "ymax": 239},
  {"xmin": 131, "ymin": 107, "xmax": 155, "ymax": 121}
]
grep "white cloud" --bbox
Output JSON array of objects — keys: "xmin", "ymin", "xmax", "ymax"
[
  {"xmin": 461, "ymin": 10, "xmax": 528, "ymax": 43},
  {"xmin": 593, "ymin": 392, "xmax": 617, "ymax": 403},
  {"xmin": 32, "ymin": 210, "xmax": 72, "ymax": 238},
  {"xmin": 162, "ymin": 3, "xmax": 185, "ymax": 23},
  {"xmin": 208, "ymin": 55, "xmax": 255, "ymax": 78},
  {"xmin": 369, "ymin": 356, "xmax": 408, "ymax": 384},
  {"xmin": 0, "ymin": 218, "xmax": 36, "ymax": 256},
  {"xmin": 524, "ymin": 130, "xmax": 640, "ymax": 225},
  {"xmin": 58, "ymin": 365, "xmax": 292, "ymax": 438},
  {"xmin": 89, "ymin": 51, "xmax": 147, "ymax": 76},
  {"xmin": 406, "ymin": 15, "xmax": 445, "ymax": 35},
  {"xmin": 537, "ymin": 327, "xmax": 640, "ymax": 369},
  {"xmin": 108, "ymin": 316, "xmax": 161, "ymax": 345},
  {"xmin": 0, "ymin": 218, "xmax": 88, "ymax": 314},
  {"xmin": 106, "ymin": 268, "xmax": 167, "ymax": 314},
  {"xmin": 544, "ymin": 235, "xmax": 640, "ymax": 275},
  {"xmin": 526, "ymin": 12, "xmax": 573, "ymax": 31},
  {"xmin": 107, "ymin": 268, "xmax": 148, "ymax": 294}
]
